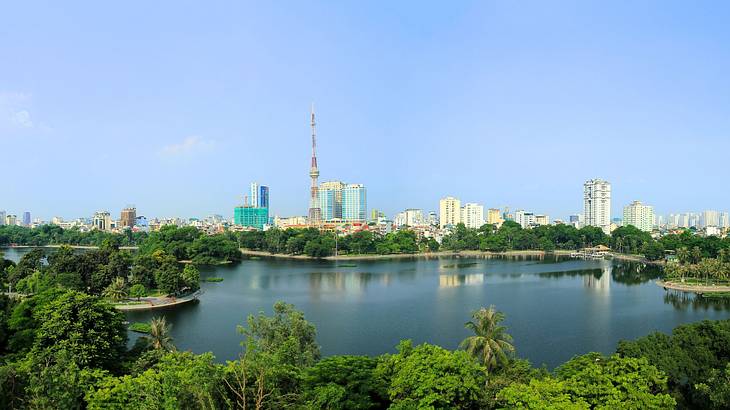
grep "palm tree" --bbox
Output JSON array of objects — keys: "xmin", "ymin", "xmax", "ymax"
[
  {"xmin": 677, "ymin": 247, "xmax": 690, "ymax": 265},
  {"xmin": 144, "ymin": 317, "xmax": 176, "ymax": 351},
  {"xmin": 103, "ymin": 277, "xmax": 128, "ymax": 302},
  {"xmin": 460, "ymin": 305, "xmax": 515, "ymax": 375}
]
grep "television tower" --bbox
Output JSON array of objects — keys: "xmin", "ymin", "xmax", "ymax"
[{"xmin": 308, "ymin": 104, "xmax": 322, "ymax": 225}]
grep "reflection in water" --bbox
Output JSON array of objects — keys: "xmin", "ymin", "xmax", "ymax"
[
  {"xmin": 663, "ymin": 290, "xmax": 730, "ymax": 311},
  {"xmin": 308, "ymin": 271, "xmax": 391, "ymax": 293},
  {"xmin": 439, "ymin": 274, "xmax": 485, "ymax": 288},
  {"xmin": 611, "ymin": 262, "xmax": 662, "ymax": 285},
  {"xmin": 583, "ymin": 261, "xmax": 612, "ymax": 293}
]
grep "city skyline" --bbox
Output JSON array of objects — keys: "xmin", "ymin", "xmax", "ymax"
[{"xmin": 3, "ymin": 2, "xmax": 730, "ymax": 220}]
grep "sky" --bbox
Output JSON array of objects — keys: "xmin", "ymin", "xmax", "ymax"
[{"xmin": 2, "ymin": 1, "xmax": 730, "ymax": 222}]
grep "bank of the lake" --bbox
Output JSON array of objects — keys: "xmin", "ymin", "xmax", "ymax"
[{"xmin": 241, "ymin": 248, "xmax": 661, "ymax": 264}]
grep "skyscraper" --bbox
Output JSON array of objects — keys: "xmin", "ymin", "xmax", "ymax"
[
  {"xmin": 308, "ymin": 105, "xmax": 321, "ymax": 225},
  {"xmin": 461, "ymin": 203, "xmax": 484, "ymax": 229},
  {"xmin": 342, "ymin": 184, "xmax": 367, "ymax": 222},
  {"xmin": 486, "ymin": 208, "xmax": 503, "ymax": 226},
  {"xmin": 0, "ymin": 210, "xmax": 5, "ymax": 226},
  {"xmin": 22, "ymin": 212, "xmax": 31, "ymax": 226},
  {"xmin": 623, "ymin": 201, "xmax": 654, "ymax": 232},
  {"xmin": 121, "ymin": 207, "xmax": 137, "ymax": 228},
  {"xmin": 702, "ymin": 210, "xmax": 720, "ymax": 227},
  {"xmin": 439, "ymin": 197, "xmax": 461, "ymax": 228},
  {"xmin": 249, "ymin": 182, "xmax": 259, "ymax": 207},
  {"xmin": 583, "ymin": 179, "xmax": 612, "ymax": 234},
  {"xmin": 259, "ymin": 185, "xmax": 269, "ymax": 209},
  {"xmin": 319, "ymin": 181, "xmax": 345, "ymax": 221}
]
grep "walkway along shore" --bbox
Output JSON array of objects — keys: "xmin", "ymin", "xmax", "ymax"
[
  {"xmin": 240, "ymin": 248, "xmax": 663, "ymax": 264},
  {"xmin": 114, "ymin": 290, "xmax": 202, "ymax": 311},
  {"xmin": 656, "ymin": 280, "xmax": 730, "ymax": 294}
]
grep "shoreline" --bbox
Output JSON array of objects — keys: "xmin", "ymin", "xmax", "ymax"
[
  {"xmin": 3, "ymin": 244, "xmax": 138, "ymax": 250},
  {"xmin": 657, "ymin": 280, "xmax": 730, "ymax": 294},
  {"xmin": 115, "ymin": 292, "xmax": 201, "ymax": 311},
  {"xmin": 240, "ymin": 248, "xmax": 658, "ymax": 262}
]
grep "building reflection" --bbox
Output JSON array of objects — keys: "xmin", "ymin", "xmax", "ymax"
[
  {"xmin": 583, "ymin": 261, "xmax": 612, "ymax": 293},
  {"xmin": 308, "ymin": 271, "xmax": 391, "ymax": 294},
  {"xmin": 439, "ymin": 274, "xmax": 485, "ymax": 288}
]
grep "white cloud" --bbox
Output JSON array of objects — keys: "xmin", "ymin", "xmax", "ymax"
[
  {"xmin": 160, "ymin": 136, "xmax": 215, "ymax": 157},
  {"xmin": 0, "ymin": 92, "xmax": 42, "ymax": 131},
  {"xmin": 11, "ymin": 110, "xmax": 33, "ymax": 128}
]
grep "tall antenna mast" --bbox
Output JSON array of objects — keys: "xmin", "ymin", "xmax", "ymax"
[{"xmin": 308, "ymin": 103, "xmax": 321, "ymax": 225}]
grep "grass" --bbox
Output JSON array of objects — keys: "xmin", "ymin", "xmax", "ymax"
[
  {"xmin": 129, "ymin": 322, "xmax": 151, "ymax": 333},
  {"xmin": 204, "ymin": 277, "xmax": 224, "ymax": 282}
]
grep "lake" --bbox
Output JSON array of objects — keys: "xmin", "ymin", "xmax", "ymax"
[{"xmin": 3, "ymin": 247, "xmax": 729, "ymax": 368}]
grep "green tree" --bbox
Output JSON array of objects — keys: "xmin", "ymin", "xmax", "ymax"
[
  {"xmin": 33, "ymin": 290, "xmax": 127, "ymax": 370},
  {"xmin": 182, "ymin": 264, "xmax": 201, "ymax": 292},
  {"xmin": 375, "ymin": 340, "xmax": 487, "ymax": 409},
  {"xmin": 87, "ymin": 352, "xmax": 224, "ymax": 409},
  {"xmin": 144, "ymin": 317, "xmax": 176, "ymax": 352},
  {"xmin": 302, "ymin": 355, "xmax": 387, "ymax": 409},
  {"xmin": 460, "ymin": 305, "xmax": 515, "ymax": 375},
  {"xmin": 129, "ymin": 284, "xmax": 146, "ymax": 301},
  {"xmin": 241, "ymin": 301, "xmax": 320, "ymax": 368},
  {"xmin": 103, "ymin": 277, "xmax": 128, "ymax": 302}
]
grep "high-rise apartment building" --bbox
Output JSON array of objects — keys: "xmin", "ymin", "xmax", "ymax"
[
  {"xmin": 120, "ymin": 207, "xmax": 137, "ymax": 228},
  {"xmin": 535, "ymin": 214, "xmax": 550, "ymax": 226},
  {"xmin": 721, "ymin": 212, "xmax": 730, "ymax": 229},
  {"xmin": 93, "ymin": 211, "xmax": 112, "ymax": 232},
  {"xmin": 0, "ymin": 210, "xmax": 5, "ymax": 226},
  {"xmin": 622, "ymin": 201, "xmax": 655, "ymax": 232},
  {"xmin": 439, "ymin": 197, "xmax": 461, "ymax": 228},
  {"xmin": 394, "ymin": 209, "xmax": 424, "ymax": 227},
  {"xmin": 248, "ymin": 183, "xmax": 270, "ymax": 208},
  {"xmin": 461, "ymin": 203, "xmax": 484, "ymax": 229},
  {"xmin": 342, "ymin": 184, "xmax": 367, "ymax": 222},
  {"xmin": 5, "ymin": 214, "xmax": 17, "ymax": 226},
  {"xmin": 486, "ymin": 208, "xmax": 503, "ymax": 226},
  {"xmin": 514, "ymin": 210, "xmax": 535, "ymax": 228},
  {"xmin": 583, "ymin": 179, "xmax": 612, "ymax": 234},
  {"xmin": 702, "ymin": 210, "xmax": 720, "ymax": 227}
]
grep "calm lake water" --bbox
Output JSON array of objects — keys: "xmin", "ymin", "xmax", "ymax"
[{"xmin": 4, "ymin": 247, "xmax": 730, "ymax": 368}]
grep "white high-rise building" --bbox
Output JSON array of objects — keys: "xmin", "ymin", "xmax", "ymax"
[
  {"xmin": 514, "ymin": 210, "xmax": 535, "ymax": 228},
  {"xmin": 622, "ymin": 201, "xmax": 655, "ymax": 232},
  {"xmin": 461, "ymin": 203, "xmax": 484, "ymax": 229},
  {"xmin": 249, "ymin": 182, "xmax": 259, "ymax": 207},
  {"xmin": 394, "ymin": 209, "xmax": 424, "ymax": 228},
  {"xmin": 721, "ymin": 212, "xmax": 730, "ymax": 228},
  {"xmin": 583, "ymin": 179, "xmax": 612, "ymax": 234},
  {"xmin": 93, "ymin": 211, "xmax": 112, "ymax": 232},
  {"xmin": 439, "ymin": 197, "xmax": 461, "ymax": 228},
  {"xmin": 702, "ymin": 210, "xmax": 720, "ymax": 228},
  {"xmin": 5, "ymin": 214, "xmax": 18, "ymax": 226}
]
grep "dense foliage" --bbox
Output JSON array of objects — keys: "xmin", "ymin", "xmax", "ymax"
[
  {"xmin": 617, "ymin": 319, "xmax": 730, "ymax": 409},
  {"xmin": 0, "ymin": 224, "xmax": 146, "ymax": 247},
  {"xmin": 238, "ymin": 228, "xmax": 437, "ymax": 257}
]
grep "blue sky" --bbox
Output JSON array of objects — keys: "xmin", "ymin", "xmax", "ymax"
[{"xmin": 2, "ymin": 1, "xmax": 729, "ymax": 221}]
